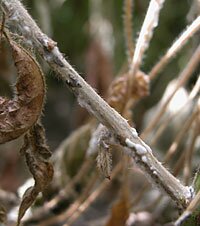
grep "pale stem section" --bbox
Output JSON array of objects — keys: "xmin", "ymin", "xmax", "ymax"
[
  {"xmin": 151, "ymin": 77, "xmax": 200, "ymax": 146},
  {"xmin": 123, "ymin": 0, "xmax": 134, "ymax": 65},
  {"xmin": 142, "ymin": 45, "xmax": 200, "ymax": 139},
  {"xmin": 149, "ymin": 16, "xmax": 200, "ymax": 80},
  {"xmin": 183, "ymin": 123, "xmax": 199, "ymax": 185},
  {"xmin": 129, "ymin": 0, "xmax": 165, "ymax": 76},
  {"xmin": 1, "ymin": 0, "xmax": 192, "ymax": 208},
  {"xmin": 164, "ymin": 107, "xmax": 199, "ymax": 163}
]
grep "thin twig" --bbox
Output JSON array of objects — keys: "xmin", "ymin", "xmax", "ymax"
[
  {"xmin": 189, "ymin": 74, "xmax": 200, "ymax": 99},
  {"xmin": 38, "ymin": 163, "xmax": 122, "ymax": 226},
  {"xmin": 38, "ymin": 170, "xmax": 98, "ymax": 226},
  {"xmin": 26, "ymin": 157, "xmax": 93, "ymax": 223},
  {"xmin": 123, "ymin": 0, "xmax": 134, "ymax": 65},
  {"xmin": 164, "ymin": 106, "xmax": 199, "ymax": 163},
  {"xmin": 142, "ymin": 46, "xmax": 200, "ymax": 139},
  {"xmin": 151, "ymin": 75, "xmax": 200, "ymax": 146},
  {"xmin": 151, "ymin": 99, "xmax": 197, "ymax": 147},
  {"xmin": 129, "ymin": 0, "xmax": 165, "ymax": 76},
  {"xmin": 127, "ymin": 0, "xmax": 165, "ymax": 99},
  {"xmin": 149, "ymin": 16, "xmax": 200, "ymax": 80},
  {"xmin": 183, "ymin": 117, "xmax": 200, "ymax": 185},
  {"xmin": 65, "ymin": 163, "xmax": 122, "ymax": 226},
  {"xmin": 173, "ymin": 150, "xmax": 187, "ymax": 177}
]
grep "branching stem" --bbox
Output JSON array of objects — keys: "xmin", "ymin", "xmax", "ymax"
[{"xmin": 1, "ymin": 0, "xmax": 194, "ymax": 208}]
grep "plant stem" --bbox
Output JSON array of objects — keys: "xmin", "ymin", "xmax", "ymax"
[{"xmin": 1, "ymin": 0, "xmax": 193, "ymax": 208}]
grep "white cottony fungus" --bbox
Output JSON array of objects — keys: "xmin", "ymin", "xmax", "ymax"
[
  {"xmin": 125, "ymin": 139, "xmax": 148, "ymax": 155},
  {"xmin": 140, "ymin": 140, "xmax": 153, "ymax": 154},
  {"xmin": 125, "ymin": 139, "xmax": 148, "ymax": 165},
  {"xmin": 153, "ymin": 171, "xmax": 157, "ymax": 175},
  {"xmin": 131, "ymin": 127, "xmax": 138, "ymax": 138},
  {"xmin": 141, "ymin": 155, "xmax": 148, "ymax": 163},
  {"xmin": 135, "ymin": 144, "xmax": 147, "ymax": 155},
  {"xmin": 185, "ymin": 186, "xmax": 195, "ymax": 199},
  {"xmin": 125, "ymin": 138, "xmax": 135, "ymax": 148}
]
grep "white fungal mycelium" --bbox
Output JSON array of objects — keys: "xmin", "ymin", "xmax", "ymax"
[
  {"xmin": 141, "ymin": 140, "xmax": 153, "ymax": 154},
  {"xmin": 131, "ymin": 127, "xmax": 138, "ymax": 138},
  {"xmin": 141, "ymin": 155, "xmax": 148, "ymax": 163},
  {"xmin": 135, "ymin": 144, "xmax": 147, "ymax": 155},
  {"xmin": 185, "ymin": 186, "xmax": 195, "ymax": 199},
  {"xmin": 153, "ymin": 170, "xmax": 157, "ymax": 175},
  {"xmin": 125, "ymin": 139, "xmax": 149, "ymax": 164},
  {"xmin": 125, "ymin": 138, "xmax": 135, "ymax": 148}
]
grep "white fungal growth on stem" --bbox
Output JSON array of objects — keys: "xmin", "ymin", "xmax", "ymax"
[
  {"xmin": 125, "ymin": 137, "xmax": 150, "ymax": 164},
  {"xmin": 141, "ymin": 155, "xmax": 148, "ymax": 163},
  {"xmin": 125, "ymin": 138, "xmax": 135, "ymax": 148},
  {"xmin": 2, "ymin": 0, "xmax": 194, "ymax": 209},
  {"xmin": 153, "ymin": 170, "xmax": 157, "ymax": 175},
  {"xmin": 131, "ymin": 127, "xmax": 138, "ymax": 138},
  {"xmin": 135, "ymin": 144, "xmax": 147, "ymax": 155},
  {"xmin": 125, "ymin": 138, "xmax": 147, "ymax": 155}
]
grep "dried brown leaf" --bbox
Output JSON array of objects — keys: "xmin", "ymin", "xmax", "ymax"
[
  {"xmin": 107, "ymin": 71, "xmax": 149, "ymax": 113},
  {"xmin": 0, "ymin": 39, "xmax": 45, "ymax": 144},
  {"xmin": 17, "ymin": 122, "xmax": 53, "ymax": 226}
]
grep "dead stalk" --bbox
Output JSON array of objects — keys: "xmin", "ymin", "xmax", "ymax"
[
  {"xmin": 164, "ymin": 107, "xmax": 199, "ymax": 163},
  {"xmin": 149, "ymin": 16, "xmax": 200, "ymax": 80},
  {"xmin": 142, "ymin": 46, "xmax": 200, "ymax": 139},
  {"xmin": 123, "ymin": 0, "xmax": 134, "ymax": 65},
  {"xmin": 1, "ymin": 0, "xmax": 193, "ymax": 211},
  {"xmin": 183, "ymin": 119, "xmax": 200, "ymax": 185}
]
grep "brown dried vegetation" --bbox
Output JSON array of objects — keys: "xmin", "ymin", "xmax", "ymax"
[
  {"xmin": 0, "ymin": 37, "xmax": 45, "ymax": 144},
  {"xmin": 0, "ymin": 0, "xmax": 200, "ymax": 226}
]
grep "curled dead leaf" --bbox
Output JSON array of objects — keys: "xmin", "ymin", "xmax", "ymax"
[
  {"xmin": 0, "ymin": 38, "xmax": 45, "ymax": 144},
  {"xmin": 17, "ymin": 122, "xmax": 53, "ymax": 226},
  {"xmin": 107, "ymin": 71, "xmax": 149, "ymax": 114}
]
